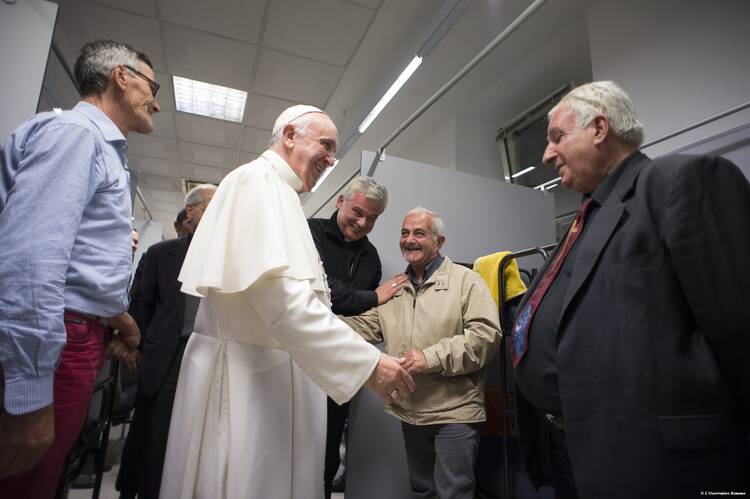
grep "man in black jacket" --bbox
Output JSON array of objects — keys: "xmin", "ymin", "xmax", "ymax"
[
  {"xmin": 513, "ymin": 81, "xmax": 750, "ymax": 499},
  {"xmin": 308, "ymin": 176, "xmax": 406, "ymax": 498},
  {"xmin": 116, "ymin": 184, "xmax": 215, "ymax": 499}
]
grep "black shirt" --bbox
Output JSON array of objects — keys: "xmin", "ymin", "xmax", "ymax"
[
  {"xmin": 515, "ymin": 152, "xmax": 638, "ymax": 410},
  {"xmin": 308, "ymin": 211, "xmax": 382, "ymax": 316}
]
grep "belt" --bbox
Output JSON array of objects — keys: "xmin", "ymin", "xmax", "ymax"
[
  {"xmin": 545, "ymin": 410, "xmax": 565, "ymax": 431},
  {"xmin": 64, "ymin": 310, "xmax": 108, "ymax": 327}
]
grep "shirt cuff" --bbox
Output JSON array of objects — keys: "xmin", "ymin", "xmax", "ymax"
[
  {"xmin": 3, "ymin": 372, "xmax": 55, "ymax": 415},
  {"xmin": 363, "ymin": 290, "xmax": 378, "ymax": 310}
]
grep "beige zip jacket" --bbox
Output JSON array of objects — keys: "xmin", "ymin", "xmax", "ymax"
[{"xmin": 342, "ymin": 257, "xmax": 501, "ymax": 425}]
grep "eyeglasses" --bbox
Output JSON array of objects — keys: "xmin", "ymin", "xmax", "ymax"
[{"xmin": 123, "ymin": 65, "xmax": 160, "ymax": 97}]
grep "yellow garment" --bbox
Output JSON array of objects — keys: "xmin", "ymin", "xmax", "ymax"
[{"xmin": 473, "ymin": 251, "xmax": 527, "ymax": 311}]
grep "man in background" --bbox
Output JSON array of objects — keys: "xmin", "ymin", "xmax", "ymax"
[
  {"xmin": 117, "ymin": 185, "xmax": 215, "ymax": 499},
  {"xmin": 0, "ymin": 39, "xmax": 159, "ymax": 497},
  {"xmin": 308, "ymin": 176, "xmax": 406, "ymax": 497}
]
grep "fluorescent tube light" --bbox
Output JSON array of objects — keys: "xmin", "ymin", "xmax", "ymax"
[
  {"xmin": 534, "ymin": 176, "xmax": 561, "ymax": 190},
  {"xmin": 173, "ymin": 76, "xmax": 248, "ymax": 123},
  {"xmin": 545, "ymin": 183, "xmax": 559, "ymax": 190},
  {"xmin": 358, "ymin": 55, "xmax": 423, "ymax": 133},
  {"xmin": 511, "ymin": 166, "xmax": 536, "ymax": 178}
]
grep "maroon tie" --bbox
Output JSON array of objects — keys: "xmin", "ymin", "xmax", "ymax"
[{"xmin": 511, "ymin": 197, "xmax": 594, "ymax": 366}]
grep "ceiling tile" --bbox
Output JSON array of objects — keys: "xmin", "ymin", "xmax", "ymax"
[
  {"xmin": 54, "ymin": 0, "xmax": 165, "ymax": 72},
  {"xmin": 157, "ymin": 0, "xmax": 265, "ymax": 44},
  {"xmin": 139, "ymin": 187, "xmax": 185, "ymax": 204},
  {"xmin": 243, "ymin": 93, "xmax": 298, "ymax": 130},
  {"xmin": 174, "ymin": 113, "xmax": 243, "ymax": 149},
  {"xmin": 92, "ymin": 0, "xmax": 157, "ymax": 17},
  {"xmin": 178, "ymin": 141, "xmax": 239, "ymax": 169},
  {"xmin": 137, "ymin": 171, "xmax": 182, "ymax": 191},
  {"xmin": 128, "ymin": 135, "xmax": 179, "ymax": 160},
  {"xmin": 263, "ymin": 0, "xmax": 373, "ymax": 66},
  {"xmin": 162, "ymin": 23, "xmax": 257, "ymax": 90},
  {"xmin": 150, "ymin": 111, "xmax": 176, "ymax": 139},
  {"xmin": 253, "ymin": 49, "xmax": 344, "ymax": 107},
  {"xmin": 241, "ymin": 126, "xmax": 270, "ymax": 154},
  {"xmin": 183, "ymin": 163, "xmax": 232, "ymax": 184},
  {"xmin": 129, "ymin": 154, "xmax": 181, "ymax": 177}
]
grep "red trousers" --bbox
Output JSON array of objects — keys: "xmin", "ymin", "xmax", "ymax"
[{"xmin": 0, "ymin": 311, "xmax": 105, "ymax": 499}]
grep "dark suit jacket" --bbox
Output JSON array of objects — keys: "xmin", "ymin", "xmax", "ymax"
[
  {"xmin": 136, "ymin": 235, "xmax": 191, "ymax": 400},
  {"xmin": 516, "ymin": 152, "xmax": 750, "ymax": 499}
]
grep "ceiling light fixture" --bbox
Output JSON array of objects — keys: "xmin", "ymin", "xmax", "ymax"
[
  {"xmin": 511, "ymin": 165, "xmax": 536, "ymax": 178},
  {"xmin": 357, "ymin": 55, "xmax": 423, "ymax": 133},
  {"xmin": 173, "ymin": 76, "xmax": 247, "ymax": 123}
]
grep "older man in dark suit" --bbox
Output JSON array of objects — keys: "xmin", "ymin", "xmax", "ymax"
[
  {"xmin": 512, "ymin": 81, "xmax": 750, "ymax": 499},
  {"xmin": 116, "ymin": 184, "xmax": 215, "ymax": 499}
]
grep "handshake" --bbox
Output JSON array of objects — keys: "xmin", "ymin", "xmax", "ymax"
[
  {"xmin": 365, "ymin": 349, "xmax": 429, "ymax": 405},
  {"xmin": 104, "ymin": 311, "xmax": 141, "ymax": 371}
]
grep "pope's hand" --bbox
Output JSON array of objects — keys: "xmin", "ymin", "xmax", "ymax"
[{"xmin": 365, "ymin": 354, "xmax": 416, "ymax": 405}]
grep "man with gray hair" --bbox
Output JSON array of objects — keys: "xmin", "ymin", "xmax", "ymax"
[
  {"xmin": 308, "ymin": 176, "xmax": 407, "ymax": 497},
  {"xmin": 512, "ymin": 81, "xmax": 750, "ymax": 498},
  {"xmin": 159, "ymin": 105, "xmax": 415, "ymax": 498},
  {"xmin": 0, "ymin": 39, "xmax": 159, "ymax": 495},
  {"xmin": 343, "ymin": 207, "xmax": 501, "ymax": 499},
  {"xmin": 116, "ymin": 184, "xmax": 214, "ymax": 499}
]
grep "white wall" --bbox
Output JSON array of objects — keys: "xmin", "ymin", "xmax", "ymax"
[
  {"xmin": 0, "ymin": 0, "xmax": 58, "ymax": 139},
  {"xmin": 587, "ymin": 0, "xmax": 750, "ymax": 158}
]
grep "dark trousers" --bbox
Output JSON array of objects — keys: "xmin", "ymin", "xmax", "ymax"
[
  {"xmin": 0, "ymin": 313, "xmax": 105, "ymax": 499},
  {"xmin": 401, "ymin": 422, "xmax": 479, "ymax": 499},
  {"xmin": 546, "ymin": 414, "xmax": 579, "ymax": 499},
  {"xmin": 117, "ymin": 339, "xmax": 186, "ymax": 499},
  {"xmin": 324, "ymin": 397, "xmax": 349, "ymax": 498}
]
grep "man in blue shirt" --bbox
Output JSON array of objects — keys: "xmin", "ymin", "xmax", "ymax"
[{"xmin": 0, "ymin": 39, "xmax": 160, "ymax": 497}]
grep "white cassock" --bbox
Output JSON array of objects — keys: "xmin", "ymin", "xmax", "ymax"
[{"xmin": 159, "ymin": 150, "xmax": 381, "ymax": 499}]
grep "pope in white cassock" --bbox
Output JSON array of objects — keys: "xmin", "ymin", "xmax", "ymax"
[{"xmin": 159, "ymin": 106, "xmax": 416, "ymax": 499}]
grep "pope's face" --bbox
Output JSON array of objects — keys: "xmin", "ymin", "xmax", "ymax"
[{"xmin": 288, "ymin": 115, "xmax": 338, "ymax": 191}]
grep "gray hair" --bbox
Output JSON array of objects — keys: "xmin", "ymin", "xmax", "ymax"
[
  {"xmin": 268, "ymin": 113, "xmax": 317, "ymax": 146},
  {"xmin": 551, "ymin": 81, "xmax": 644, "ymax": 148},
  {"xmin": 406, "ymin": 207, "xmax": 445, "ymax": 241},
  {"xmin": 342, "ymin": 177, "xmax": 388, "ymax": 211},
  {"xmin": 184, "ymin": 184, "xmax": 217, "ymax": 207},
  {"xmin": 74, "ymin": 40, "xmax": 154, "ymax": 97}
]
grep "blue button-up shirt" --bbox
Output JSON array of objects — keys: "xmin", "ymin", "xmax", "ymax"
[{"xmin": 0, "ymin": 102, "xmax": 133, "ymax": 414}]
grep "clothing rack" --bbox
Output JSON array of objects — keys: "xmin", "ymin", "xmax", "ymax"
[{"xmin": 495, "ymin": 244, "xmax": 555, "ymax": 499}]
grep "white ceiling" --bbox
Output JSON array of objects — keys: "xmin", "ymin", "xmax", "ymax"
[{"xmin": 43, "ymin": 0, "xmax": 593, "ymax": 236}]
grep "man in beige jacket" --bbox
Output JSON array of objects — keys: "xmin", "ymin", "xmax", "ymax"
[{"xmin": 343, "ymin": 206, "xmax": 501, "ymax": 499}]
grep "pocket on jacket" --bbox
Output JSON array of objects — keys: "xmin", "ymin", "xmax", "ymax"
[{"xmin": 658, "ymin": 414, "xmax": 730, "ymax": 450}]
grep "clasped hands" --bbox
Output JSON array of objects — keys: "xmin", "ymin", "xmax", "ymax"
[{"xmin": 365, "ymin": 348, "xmax": 429, "ymax": 405}]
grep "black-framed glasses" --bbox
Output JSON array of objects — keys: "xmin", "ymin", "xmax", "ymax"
[{"xmin": 123, "ymin": 65, "xmax": 160, "ymax": 97}]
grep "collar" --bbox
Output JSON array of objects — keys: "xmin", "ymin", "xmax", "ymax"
[
  {"xmin": 406, "ymin": 253, "xmax": 445, "ymax": 286},
  {"xmin": 589, "ymin": 150, "xmax": 640, "ymax": 207},
  {"xmin": 261, "ymin": 150, "xmax": 304, "ymax": 193},
  {"xmin": 73, "ymin": 101, "xmax": 126, "ymax": 144}
]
